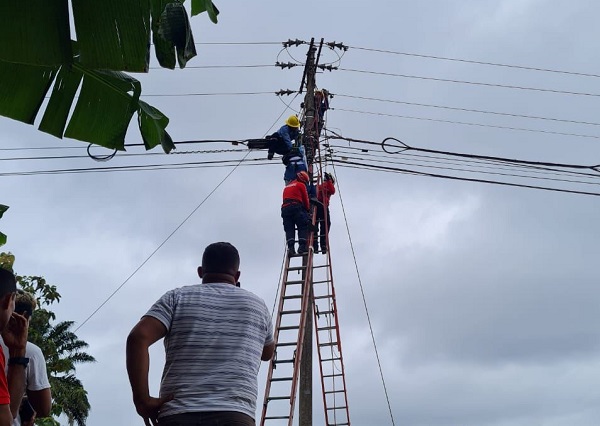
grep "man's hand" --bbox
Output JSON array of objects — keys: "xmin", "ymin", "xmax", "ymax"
[
  {"xmin": 1, "ymin": 312, "xmax": 28, "ymax": 355},
  {"xmin": 134, "ymin": 395, "xmax": 173, "ymax": 426}
]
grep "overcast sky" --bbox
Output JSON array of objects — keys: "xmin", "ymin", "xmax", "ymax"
[{"xmin": 2, "ymin": 1, "xmax": 600, "ymax": 425}]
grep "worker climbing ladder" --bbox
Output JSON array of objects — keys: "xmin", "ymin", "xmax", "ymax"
[{"xmin": 261, "ymin": 193, "xmax": 350, "ymax": 425}]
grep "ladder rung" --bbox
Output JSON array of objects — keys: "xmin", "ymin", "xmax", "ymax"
[
  {"xmin": 328, "ymin": 422, "xmax": 349, "ymax": 425},
  {"xmin": 321, "ymin": 357, "xmax": 340, "ymax": 362},
  {"xmin": 314, "ymin": 295, "xmax": 333, "ymax": 300},
  {"xmin": 276, "ymin": 342, "xmax": 298, "ymax": 347},
  {"xmin": 317, "ymin": 326, "xmax": 336, "ymax": 331},
  {"xmin": 318, "ymin": 310, "xmax": 335, "ymax": 315},
  {"xmin": 274, "ymin": 358, "xmax": 295, "ymax": 364},
  {"xmin": 267, "ymin": 396, "xmax": 292, "ymax": 401},
  {"xmin": 288, "ymin": 266, "xmax": 306, "ymax": 271},
  {"xmin": 313, "ymin": 280, "xmax": 330, "ymax": 284},
  {"xmin": 271, "ymin": 376, "xmax": 293, "ymax": 382},
  {"xmin": 264, "ymin": 416, "xmax": 291, "ymax": 420},
  {"xmin": 283, "ymin": 295, "xmax": 302, "ymax": 300},
  {"xmin": 280, "ymin": 309, "xmax": 302, "ymax": 315},
  {"xmin": 285, "ymin": 280, "xmax": 304, "ymax": 285},
  {"xmin": 319, "ymin": 342, "xmax": 338, "ymax": 347},
  {"xmin": 324, "ymin": 389, "xmax": 346, "ymax": 394},
  {"xmin": 323, "ymin": 373, "xmax": 343, "ymax": 378},
  {"xmin": 278, "ymin": 325, "xmax": 300, "ymax": 331},
  {"xmin": 326, "ymin": 406, "xmax": 347, "ymax": 410}
]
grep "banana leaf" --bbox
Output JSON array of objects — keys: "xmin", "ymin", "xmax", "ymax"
[{"xmin": 0, "ymin": 1, "xmax": 218, "ymax": 151}]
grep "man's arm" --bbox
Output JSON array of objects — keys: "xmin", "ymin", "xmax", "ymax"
[
  {"xmin": 126, "ymin": 316, "xmax": 172, "ymax": 425},
  {"xmin": 261, "ymin": 341, "xmax": 275, "ymax": 361},
  {"xmin": 2, "ymin": 313, "xmax": 29, "ymax": 418},
  {"xmin": 27, "ymin": 388, "xmax": 51, "ymax": 418},
  {"xmin": 0, "ymin": 404, "xmax": 12, "ymax": 426}
]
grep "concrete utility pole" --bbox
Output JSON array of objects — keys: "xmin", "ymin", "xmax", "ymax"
[{"xmin": 299, "ymin": 39, "xmax": 317, "ymax": 426}]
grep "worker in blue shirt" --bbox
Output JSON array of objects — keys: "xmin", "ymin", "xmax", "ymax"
[{"xmin": 267, "ymin": 115, "xmax": 301, "ymax": 160}]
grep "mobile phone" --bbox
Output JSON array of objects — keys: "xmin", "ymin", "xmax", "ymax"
[{"xmin": 19, "ymin": 399, "xmax": 35, "ymax": 422}]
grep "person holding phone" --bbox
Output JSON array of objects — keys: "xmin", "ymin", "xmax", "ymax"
[
  {"xmin": 0, "ymin": 269, "xmax": 29, "ymax": 426},
  {"xmin": 0, "ymin": 290, "xmax": 51, "ymax": 426}
]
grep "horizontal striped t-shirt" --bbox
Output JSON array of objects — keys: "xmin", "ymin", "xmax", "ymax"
[{"xmin": 145, "ymin": 283, "xmax": 274, "ymax": 419}]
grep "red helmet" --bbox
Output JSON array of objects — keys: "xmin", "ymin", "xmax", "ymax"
[{"xmin": 296, "ymin": 171, "xmax": 309, "ymax": 183}]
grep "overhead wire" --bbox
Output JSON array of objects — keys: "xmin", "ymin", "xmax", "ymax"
[
  {"xmin": 330, "ymin": 163, "xmax": 396, "ymax": 426},
  {"xmin": 348, "ymin": 45, "xmax": 600, "ymax": 78},
  {"xmin": 333, "ymin": 159, "xmax": 600, "ymax": 197},
  {"xmin": 328, "ymin": 145, "xmax": 600, "ymax": 180},
  {"xmin": 74, "ymin": 101, "xmax": 300, "ymax": 331},
  {"xmin": 331, "ymin": 108, "xmax": 600, "ymax": 140},
  {"xmin": 74, "ymin": 150, "xmax": 252, "ymax": 332},
  {"xmin": 325, "ymin": 132, "xmax": 600, "ymax": 172},
  {"xmin": 334, "ymin": 94, "xmax": 600, "ymax": 127},
  {"xmin": 328, "ymin": 151, "xmax": 600, "ymax": 187},
  {"xmin": 337, "ymin": 67, "xmax": 600, "ymax": 98}
]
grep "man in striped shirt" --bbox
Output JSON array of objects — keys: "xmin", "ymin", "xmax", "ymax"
[{"xmin": 127, "ymin": 242, "xmax": 274, "ymax": 426}]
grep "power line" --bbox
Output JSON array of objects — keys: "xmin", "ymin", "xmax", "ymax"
[
  {"xmin": 330, "ymin": 163, "xmax": 396, "ymax": 426},
  {"xmin": 348, "ymin": 45, "xmax": 600, "ymax": 79},
  {"xmin": 149, "ymin": 64, "xmax": 275, "ymax": 70},
  {"xmin": 333, "ymin": 159, "xmax": 600, "ymax": 197},
  {"xmin": 335, "ymin": 94, "xmax": 600, "ymax": 127},
  {"xmin": 329, "ymin": 145, "xmax": 600, "ymax": 180},
  {"xmin": 325, "ymin": 133, "xmax": 600, "ymax": 172},
  {"xmin": 142, "ymin": 91, "xmax": 275, "ymax": 97},
  {"xmin": 329, "ymin": 151, "xmax": 600, "ymax": 187},
  {"xmin": 74, "ymin": 151, "xmax": 251, "ymax": 332},
  {"xmin": 338, "ymin": 67, "xmax": 600, "ymax": 98},
  {"xmin": 0, "ymin": 158, "xmax": 271, "ymax": 177},
  {"xmin": 332, "ymin": 108, "xmax": 600, "ymax": 140}
]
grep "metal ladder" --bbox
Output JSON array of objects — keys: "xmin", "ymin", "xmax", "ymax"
[{"xmin": 260, "ymin": 211, "xmax": 317, "ymax": 426}]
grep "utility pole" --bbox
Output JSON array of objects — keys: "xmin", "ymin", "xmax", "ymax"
[{"xmin": 299, "ymin": 38, "xmax": 317, "ymax": 426}]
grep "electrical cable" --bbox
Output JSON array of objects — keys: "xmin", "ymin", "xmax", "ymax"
[
  {"xmin": 334, "ymin": 94, "xmax": 600, "ymax": 127},
  {"xmin": 333, "ymin": 159, "xmax": 600, "ymax": 197},
  {"xmin": 74, "ymin": 102, "xmax": 304, "ymax": 331},
  {"xmin": 331, "ymin": 108, "xmax": 600, "ymax": 139},
  {"xmin": 329, "ymin": 151, "xmax": 600, "ymax": 186},
  {"xmin": 0, "ymin": 158, "xmax": 271, "ymax": 177},
  {"xmin": 338, "ymin": 67, "xmax": 600, "ymax": 98},
  {"xmin": 149, "ymin": 64, "xmax": 275, "ymax": 70},
  {"xmin": 74, "ymin": 149, "xmax": 252, "ymax": 332},
  {"xmin": 326, "ymin": 132, "xmax": 600, "ymax": 172},
  {"xmin": 329, "ymin": 145, "xmax": 600, "ymax": 180},
  {"xmin": 348, "ymin": 45, "xmax": 600, "ymax": 78},
  {"xmin": 330, "ymin": 163, "xmax": 396, "ymax": 426},
  {"xmin": 142, "ymin": 91, "xmax": 275, "ymax": 97}
]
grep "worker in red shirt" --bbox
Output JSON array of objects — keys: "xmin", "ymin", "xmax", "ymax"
[
  {"xmin": 313, "ymin": 172, "xmax": 336, "ymax": 254},
  {"xmin": 281, "ymin": 171, "xmax": 312, "ymax": 255}
]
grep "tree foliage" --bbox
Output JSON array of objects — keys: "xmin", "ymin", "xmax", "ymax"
[
  {"xmin": 0, "ymin": 205, "xmax": 8, "ymax": 247},
  {"xmin": 0, "ymin": 252, "xmax": 95, "ymax": 426},
  {"xmin": 0, "ymin": 0, "xmax": 219, "ymax": 153}
]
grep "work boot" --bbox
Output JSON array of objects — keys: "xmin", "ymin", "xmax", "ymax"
[
  {"xmin": 267, "ymin": 152, "xmax": 274, "ymax": 160},
  {"xmin": 288, "ymin": 247, "xmax": 296, "ymax": 256},
  {"xmin": 298, "ymin": 246, "xmax": 308, "ymax": 255}
]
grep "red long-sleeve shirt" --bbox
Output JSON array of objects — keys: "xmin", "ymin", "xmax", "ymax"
[
  {"xmin": 282, "ymin": 180, "xmax": 309, "ymax": 210},
  {"xmin": 317, "ymin": 181, "xmax": 335, "ymax": 207}
]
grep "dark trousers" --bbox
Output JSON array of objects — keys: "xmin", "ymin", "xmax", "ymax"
[
  {"xmin": 314, "ymin": 204, "xmax": 331, "ymax": 251},
  {"xmin": 281, "ymin": 204, "xmax": 309, "ymax": 250},
  {"xmin": 159, "ymin": 411, "xmax": 255, "ymax": 426}
]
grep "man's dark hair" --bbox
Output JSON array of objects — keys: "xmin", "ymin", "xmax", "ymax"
[
  {"xmin": 202, "ymin": 242, "xmax": 240, "ymax": 275},
  {"xmin": 0, "ymin": 268, "xmax": 17, "ymax": 297}
]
